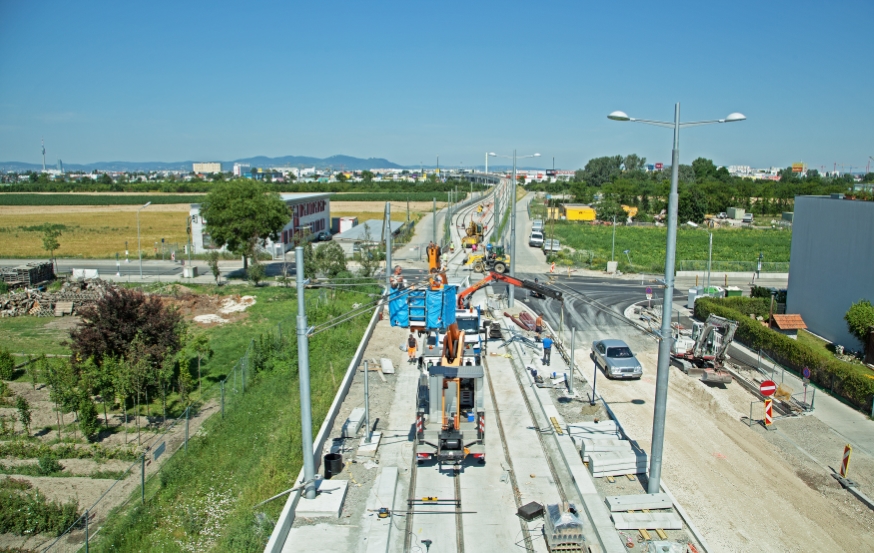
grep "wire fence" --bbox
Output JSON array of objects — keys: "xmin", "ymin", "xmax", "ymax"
[
  {"xmin": 676, "ymin": 260, "xmax": 790, "ymax": 273},
  {"xmin": 41, "ymin": 317, "xmax": 293, "ymax": 552}
]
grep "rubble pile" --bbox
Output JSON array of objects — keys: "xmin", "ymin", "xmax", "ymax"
[{"xmin": 0, "ymin": 279, "xmax": 113, "ymax": 318}]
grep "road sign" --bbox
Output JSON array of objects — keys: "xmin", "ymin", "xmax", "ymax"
[
  {"xmin": 153, "ymin": 441, "xmax": 166, "ymax": 461},
  {"xmin": 645, "ymin": 286, "xmax": 653, "ymax": 300},
  {"xmin": 763, "ymin": 399, "xmax": 773, "ymax": 426},
  {"xmin": 840, "ymin": 444, "xmax": 852, "ymax": 477},
  {"xmin": 760, "ymin": 380, "xmax": 777, "ymax": 397},
  {"xmin": 802, "ymin": 367, "xmax": 811, "ymax": 379}
]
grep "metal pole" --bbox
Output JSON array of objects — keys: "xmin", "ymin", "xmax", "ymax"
[
  {"xmin": 185, "ymin": 406, "xmax": 189, "ymax": 453},
  {"xmin": 141, "ymin": 454, "xmax": 145, "ymax": 502},
  {"xmin": 509, "ymin": 150, "xmax": 517, "ymax": 307},
  {"xmin": 648, "ymin": 102, "xmax": 681, "ymax": 495},
  {"xmin": 485, "ymin": 152, "xmax": 488, "ymax": 174},
  {"xmin": 569, "ymin": 328, "xmax": 575, "ymax": 395},
  {"xmin": 137, "ymin": 209, "xmax": 143, "ymax": 280},
  {"xmin": 612, "ymin": 215, "xmax": 616, "ymax": 261},
  {"xmin": 590, "ymin": 361, "xmax": 598, "ymax": 406},
  {"xmin": 364, "ymin": 360, "xmax": 371, "ymax": 443},
  {"xmin": 296, "ymin": 247, "xmax": 317, "ymax": 500},
  {"xmin": 85, "ymin": 508, "xmax": 90, "ymax": 552},
  {"xmin": 432, "ymin": 198, "xmax": 437, "ymax": 246},
  {"xmin": 706, "ymin": 232, "xmax": 712, "ymax": 294},
  {"xmin": 385, "ymin": 202, "xmax": 392, "ymax": 294}
]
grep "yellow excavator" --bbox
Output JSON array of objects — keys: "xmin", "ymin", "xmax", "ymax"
[{"xmin": 461, "ymin": 220, "xmax": 483, "ymax": 249}]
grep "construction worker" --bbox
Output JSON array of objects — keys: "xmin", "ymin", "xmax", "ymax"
[
  {"xmin": 542, "ymin": 334, "xmax": 553, "ymax": 366},
  {"xmin": 535, "ymin": 313, "xmax": 543, "ymax": 342},
  {"xmin": 390, "ymin": 265, "xmax": 405, "ymax": 290},
  {"xmin": 407, "ymin": 333, "xmax": 418, "ymax": 363}
]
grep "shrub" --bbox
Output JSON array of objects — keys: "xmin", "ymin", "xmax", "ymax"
[
  {"xmin": 37, "ymin": 456, "xmax": 64, "ymax": 476},
  {"xmin": 0, "ymin": 347, "xmax": 15, "ymax": 380},
  {"xmin": 695, "ymin": 298, "xmax": 874, "ymax": 411},
  {"xmin": 79, "ymin": 398, "xmax": 101, "ymax": 442},
  {"xmin": 0, "ymin": 487, "xmax": 79, "ymax": 536},
  {"xmin": 845, "ymin": 299, "xmax": 874, "ymax": 353}
]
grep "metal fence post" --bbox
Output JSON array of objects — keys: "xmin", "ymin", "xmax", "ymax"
[
  {"xmin": 364, "ymin": 360, "xmax": 371, "ymax": 443},
  {"xmin": 85, "ymin": 509, "xmax": 89, "ymax": 552},
  {"xmin": 221, "ymin": 380, "xmax": 225, "ymax": 418},
  {"xmin": 141, "ymin": 454, "xmax": 145, "ymax": 503},
  {"xmin": 185, "ymin": 406, "xmax": 189, "ymax": 453},
  {"xmin": 569, "ymin": 328, "xmax": 575, "ymax": 395}
]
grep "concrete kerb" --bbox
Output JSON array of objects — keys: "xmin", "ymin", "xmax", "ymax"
[{"xmin": 265, "ymin": 301, "xmax": 383, "ymax": 553}]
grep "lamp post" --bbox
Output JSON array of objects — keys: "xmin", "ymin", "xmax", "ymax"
[
  {"xmin": 137, "ymin": 201, "xmax": 152, "ymax": 280},
  {"xmin": 490, "ymin": 151, "xmax": 540, "ymax": 307},
  {"xmin": 608, "ymin": 104, "xmax": 745, "ymax": 494}
]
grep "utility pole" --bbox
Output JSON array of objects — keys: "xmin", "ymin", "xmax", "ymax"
[
  {"xmin": 296, "ymin": 247, "xmax": 316, "ymax": 500},
  {"xmin": 385, "ymin": 202, "xmax": 392, "ymax": 294},
  {"xmin": 509, "ymin": 150, "xmax": 518, "ymax": 307},
  {"xmin": 569, "ymin": 328, "xmax": 575, "ymax": 395},
  {"xmin": 432, "ymin": 198, "xmax": 437, "ymax": 245}
]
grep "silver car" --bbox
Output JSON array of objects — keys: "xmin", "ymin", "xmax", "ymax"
[{"xmin": 591, "ymin": 339, "xmax": 643, "ymax": 379}]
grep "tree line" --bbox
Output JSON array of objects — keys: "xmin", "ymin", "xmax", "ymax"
[{"xmin": 526, "ymin": 155, "xmax": 874, "ymax": 224}]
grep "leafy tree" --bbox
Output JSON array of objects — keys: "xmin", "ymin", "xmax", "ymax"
[
  {"xmin": 313, "ymin": 242, "xmax": 348, "ymax": 277},
  {"xmin": 581, "ymin": 155, "xmax": 623, "ymax": 187},
  {"xmin": 78, "ymin": 397, "xmax": 100, "ymax": 442},
  {"xmin": 678, "ymin": 185, "xmax": 708, "ymax": 224},
  {"xmin": 99, "ymin": 173, "xmax": 113, "ymax": 185},
  {"xmin": 678, "ymin": 164, "xmax": 696, "ymax": 184},
  {"xmin": 573, "ymin": 169, "xmax": 586, "ymax": 182},
  {"xmin": 845, "ymin": 299, "xmax": 874, "ymax": 352},
  {"xmin": 207, "ymin": 250, "xmax": 221, "ymax": 285},
  {"xmin": 596, "ymin": 199, "xmax": 625, "ymax": 222},
  {"xmin": 691, "ymin": 158, "xmax": 717, "ymax": 182},
  {"xmin": 0, "ymin": 347, "xmax": 15, "ymax": 380},
  {"xmin": 623, "ymin": 154, "xmax": 646, "ymax": 173},
  {"xmin": 188, "ymin": 333, "xmax": 213, "ymax": 391},
  {"xmin": 199, "ymin": 181, "xmax": 290, "ymax": 270},
  {"xmin": 39, "ymin": 224, "xmax": 62, "ymax": 265},
  {"xmin": 83, "ymin": 356, "xmax": 114, "ymax": 428},
  {"xmin": 16, "ymin": 396, "xmax": 31, "ymax": 436},
  {"xmin": 361, "ymin": 170, "xmax": 375, "ymax": 182},
  {"xmin": 336, "ymin": 173, "xmax": 348, "ymax": 182},
  {"xmin": 69, "ymin": 287, "xmax": 184, "ymax": 370},
  {"xmin": 177, "ymin": 356, "xmax": 194, "ymax": 403},
  {"xmin": 247, "ymin": 260, "xmax": 266, "ymax": 286}
]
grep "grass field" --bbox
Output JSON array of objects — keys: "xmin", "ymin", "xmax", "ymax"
[
  {"xmin": 549, "ymin": 222, "xmax": 792, "ymax": 273},
  {"xmin": 0, "ymin": 211, "xmax": 190, "ymax": 258},
  {"xmin": 0, "ymin": 316, "xmax": 73, "ymax": 356}
]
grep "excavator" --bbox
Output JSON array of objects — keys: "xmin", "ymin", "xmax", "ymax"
[
  {"xmin": 670, "ymin": 314, "xmax": 737, "ymax": 384},
  {"xmin": 456, "ymin": 271, "xmax": 564, "ymax": 309},
  {"xmin": 460, "ymin": 220, "xmax": 484, "ymax": 249}
]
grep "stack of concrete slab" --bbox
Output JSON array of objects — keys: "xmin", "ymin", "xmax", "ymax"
[{"xmin": 567, "ymin": 421, "xmax": 649, "ymax": 477}]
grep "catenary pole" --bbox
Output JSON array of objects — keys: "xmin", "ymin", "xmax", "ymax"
[
  {"xmin": 385, "ymin": 202, "xmax": 392, "ymax": 294},
  {"xmin": 296, "ymin": 246, "xmax": 316, "ymax": 499},
  {"xmin": 509, "ymin": 150, "xmax": 517, "ymax": 307}
]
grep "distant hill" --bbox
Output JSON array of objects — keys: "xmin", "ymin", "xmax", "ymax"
[{"xmin": 0, "ymin": 154, "xmax": 404, "ymax": 173}]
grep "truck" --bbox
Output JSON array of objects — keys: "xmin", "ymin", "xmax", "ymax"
[{"xmin": 670, "ymin": 314, "xmax": 737, "ymax": 384}]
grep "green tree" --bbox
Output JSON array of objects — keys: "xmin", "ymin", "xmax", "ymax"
[
  {"xmin": 177, "ymin": 356, "xmax": 194, "ymax": 403},
  {"xmin": 361, "ymin": 170, "xmax": 375, "ymax": 182},
  {"xmin": 247, "ymin": 260, "xmax": 266, "ymax": 285},
  {"xmin": 678, "ymin": 185, "xmax": 708, "ymax": 224},
  {"xmin": 313, "ymin": 242, "xmax": 348, "ymax": 277},
  {"xmin": 845, "ymin": 299, "xmax": 874, "ymax": 353},
  {"xmin": 199, "ymin": 181, "xmax": 290, "ymax": 270},
  {"xmin": 596, "ymin": 199, "xmax": 625, "ymax": 222},
  {"xmin": 207, "ymin": 250, "xmax": 221, "ymax": 285},
  {"xmin": 0, "ymin": 347, "xmax": 15, "ymax": 380},
  {"xmin": 78, "ymin": 397, "xmax": 100, "ymax": 442},
  {"xmin": 622, "ymin": 154, "xmax": 646, "ymax": 173},
  {"xmin": 581, "ymin": 155, "xmax": 623, "ymax": 187},
  {"xmin": 188, "ymin": 333, "xmax": 213, "ymax": 391},
  {"xmin": 99, "ymin": 173, "xmax": 113, "ymax": 185},
  {"xmin": 691, "ymin": 158, "xmax": 717, "ymax": 182},
  {"xmin": 16, "ymin": 396, "xmax": 32, "ymax": 436},
  {"xmin": 39, "ymin": 224, "xmax": 62, "ymax": 267}
]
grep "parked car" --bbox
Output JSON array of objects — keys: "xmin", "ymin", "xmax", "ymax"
[
  {"xmin": 529, "ymin": 231, "xmax": 544, "ymax": 247},
  {"xmin": 531, "ymin": 219, "xmax": 544, "ymax": 232},
  {"xmin": 591, "ymin": 339, "xmax": 643, "ymax": 379},
  {"xmin": 742, "ymin": 213, "xmax": 754, "ymax": 224},
  {"xmin": 315, "ymin": 231, "xmax": 332, "ymax": 241},
  {"xmin": 717, "ymin": 212, "xmax": 727, "ymax": 219},
  {"xmin": 542, "ymin": 239, "xmax": 561, "ymax": 254}
]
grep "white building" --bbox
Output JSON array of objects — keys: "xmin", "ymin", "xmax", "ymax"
[
  {"xmin": 233, "ymin": 163, "xmax": 250, "ymax": 177},
  {"xmin": 193, "ymin": 162, "xmax": 222, "ymax": 174},
  {"xmin": 189, "ymin": 192, "xmax": 332, "ymax": 255}
]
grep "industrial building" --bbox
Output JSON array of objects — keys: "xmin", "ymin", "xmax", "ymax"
[
  {"xmin": 189, "ymin": 192, "xmax": 331, "ymax": 255},
  {"xmin": 562, "ymin": 204, "xmax": 596, "ymax": 221},
  {"xmin": 786, "ymin": 195, "xmax": 874, "ymax": 350}
]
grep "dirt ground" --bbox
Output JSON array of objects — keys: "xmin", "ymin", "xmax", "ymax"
[
  {"xmin": 0, "ymin": 204, "xmax": 191, "ymax": 215},
  {"xmin": 596, "ymin": 348, "xmax": 874, "ymax": 553}
]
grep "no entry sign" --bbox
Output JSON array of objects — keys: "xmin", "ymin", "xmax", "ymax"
[
  {"xmin": 803, "ymin": 367, "xmax": 811, "ymax": 379},
  {"xmin": 760, "ymin": 380, "xmax": 777, "ymax": 397}
]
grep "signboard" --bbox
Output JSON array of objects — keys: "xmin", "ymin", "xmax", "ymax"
[
  {"xmin": 655, "ymin": 162, "xmax": 664, "ymax": 170},
  {"xmin": 645, "ymin": 286, "xmax": 653, "ymax": 299},
  {"xmin": 760, "ymin": 380, "xmax": 777, "ymax": 397},
  {"xmin": 153, "ymin": 441, "xmax": 166, "ymax": 461},
  {"xmin": 763, "ymin": 399, "xmax": 773, "ymax": 426},
  {"xmin": 791, "ymin": 162, "xmax": 806, "ymax": 173},
  {"xmin": 802, "ymin": 367, "xmax": 810, "ymax": 379}
]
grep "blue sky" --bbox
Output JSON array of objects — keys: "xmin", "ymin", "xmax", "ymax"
[{"xmin": 2, "ymin": 0, "xmax": 872, "ymax": 171}]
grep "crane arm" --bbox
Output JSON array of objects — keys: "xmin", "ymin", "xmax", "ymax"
[{"xmin": 456, "ymin": 271, "xmax": 563, "ymax": 308}]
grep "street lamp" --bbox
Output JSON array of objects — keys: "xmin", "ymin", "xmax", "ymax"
[
  {"xmin": 490, "ymin": 151, "xmax": 541, "ymax": 307},
  {"xmin": 608, "ymin": 103, "xmax": 744, "ymax": 494},
  {"xmin": 137, "ymin": 201, "xmax": 152, "ymax": 280}
]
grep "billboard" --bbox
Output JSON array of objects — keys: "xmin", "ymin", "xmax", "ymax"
[
  {"xmin": 792, "ymin": 163, "xmax": 806, "ymax": 173},
  {"xmin": 655, "ymin": 162, "xmax": 664, "ymax": 170}
]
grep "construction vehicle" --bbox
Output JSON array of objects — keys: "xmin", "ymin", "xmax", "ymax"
[
  {"xmin": 457, "ymin": 271, "xmax": 563, "ymax": 309},
  {"xmin": 463, "ymin": 245, "xmax": 510, "ymax": 274},
  {"xmin": 670, "ymin": 314, "xmax": 737, "ymax": 384},
  {"xmin": 460, "ymin": 220, "xmax": 483, "ymax": 249},
  {"xmin": 415, "ymin": 322, "xmax": 486, "ymax": 467}
]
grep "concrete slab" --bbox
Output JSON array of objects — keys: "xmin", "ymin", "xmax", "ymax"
[
  {"xmin": 295, "ymin": 479, "xmax": 349, "ymax": 518},
  {"xmin": 281, "ymin": 523, "xmax": 355, "ymax": 553},
  {"xmin": 611, "ymin": 512, "xmax": 683, "ymax": 530},
  {"xmin": 580, "ymin": 438, "xmax": 633, "ymax": 460},
  {"xmin": 380, "ymin": 358, "xmax": 395, "ymax": 374},
  {"xmin": 342, "ymin": 407, "xmax": 366, "ymax": 438},
  {"xmin": 364, "ymin": 467, "xmax": 398, "ymax": 553},
  {"xmin": 605, "ymin": 493, "xmax": 671, "ymax": 512},
  {"xmin": 357, "ymin": 431, "xmax": 382, "ymax": 459}
]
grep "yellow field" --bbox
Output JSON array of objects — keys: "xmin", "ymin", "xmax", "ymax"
[{"xmin": 0, "ymin": 210, "xmax": 190, "ymax": 258}]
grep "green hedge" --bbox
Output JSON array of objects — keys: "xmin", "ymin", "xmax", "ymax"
[{"xmin": 694, "ymin": 297, "xmax": 874, "ymax": 412}]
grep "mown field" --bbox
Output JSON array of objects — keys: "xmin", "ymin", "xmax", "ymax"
[
  {"xmin": 0, "ymin": 211, "xmax": 189, "ymax": 258},
  {"xmin": 549, "ymin": 222, "xmax": 792, "ymax": 273}
]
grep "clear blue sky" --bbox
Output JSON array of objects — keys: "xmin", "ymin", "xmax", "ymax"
[{"xmin": 2, "ymin": 0, "xmax": 872, "ymax": 172}]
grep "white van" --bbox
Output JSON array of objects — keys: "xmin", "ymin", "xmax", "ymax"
[{"xmin": 531, "ymin": 219, "xmax": 544, "ymax": 232}]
